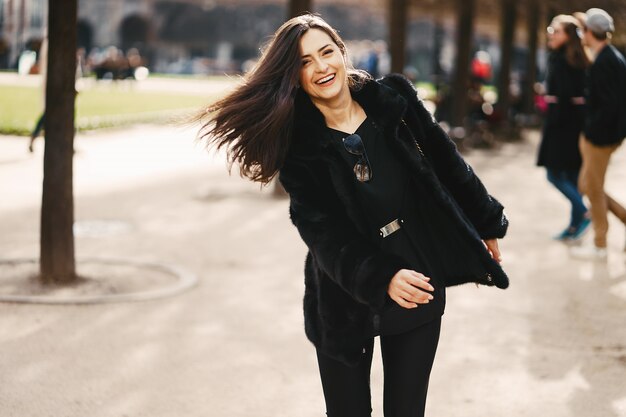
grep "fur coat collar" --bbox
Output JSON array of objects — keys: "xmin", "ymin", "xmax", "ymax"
[{"xmin": 289, "ymin": 75, "xmax": 409, "ymax": 159}]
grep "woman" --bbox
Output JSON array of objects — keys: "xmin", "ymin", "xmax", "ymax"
[
  {"xmin": 537, "ymin": 14, "xmax": 591, "ymax": 240},
  {"xmin": 197, "ymin": 14, "xmax": 509, "ymax": 417}
]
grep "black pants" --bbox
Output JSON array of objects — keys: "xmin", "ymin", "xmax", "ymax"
[
  {"xmin": 31, "ymin": 112, "xmax": 45, "ymax": 139},
  {"xmin": 315, "ymin": 318, "xmax": 441, "ymax": 417}
]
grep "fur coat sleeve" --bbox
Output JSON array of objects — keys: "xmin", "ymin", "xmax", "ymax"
[
  {"xmin": 382, "ymin": 74, "xmax": 508, "ymax": 240},
  {"xmin": 278, "ymin": 156, "xmax": 409, "ymax": 312}
]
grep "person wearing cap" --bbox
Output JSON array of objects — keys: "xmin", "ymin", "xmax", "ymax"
[{"xmin": 571, "ymin": 8, "xmax": 626, "ymax": 260}]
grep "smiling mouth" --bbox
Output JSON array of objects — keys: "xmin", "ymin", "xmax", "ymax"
[{"xmin": 316, "ymin": 74, "xmax": 336, "ymax": 85}]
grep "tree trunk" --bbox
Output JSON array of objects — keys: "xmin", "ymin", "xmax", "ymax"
[
  {"xmin": 432, "ymin": 19, "xmax": 445, "ymax": 85},
  {"xmin": 496, "ymin": 0, "xmax": 517, "ymax": 123},
  {"xmin": 389, "ymin": 0, "xmax": 408, "ymax": 74},
  {"xmin": 450, "ymin": 0, "xmax": 476, "ymax": 127},
  {"xmin": 288, "ymin": 0, "xmax": 312, "ymax": 18},
  {"xmin": 40, "ymin": 0, "xmax": 77, "ymax": 285},
  {"xmin": 546, "ymin": 6, "xmax": 557, "ymax": 26},
  {"xmin": 523, "ymin": 0, "xmax": 540, "ymax": 114}
]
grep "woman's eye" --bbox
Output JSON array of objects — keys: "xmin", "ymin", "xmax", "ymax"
[
  {"xmin": 302, "ymin": 60, "xmax": 310, "ymax": 66},
  {"xmin": 323, "ymin": 49, "xmax": 333, "ymax": 56}
]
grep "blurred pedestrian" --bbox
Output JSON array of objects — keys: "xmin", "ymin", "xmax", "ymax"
[
  {"xmin": 571, "ymin": 8, "xmax": 626, "ymax": 260},
  {"xmin": 361, "ymin": 40, "xmax": 380, "ymax": 78},
  {"xmin": 29, "ymin": 39, "xmax": 83, "ymax": 153},
  {"xmin": 194, "ymin": 14, "xmax": 509, "ymax": 417},
  {"xmin": 94, "ymin": 46, "xmax": 126, "ymax": 80},
  {"xmin": 29, "ymin": 36, "xmax": 47, "ymax": 153},
  {"xmin": 471, "ymin": 50, "xmax": 492, "ymax": 84},
  {"xmin": 124, "ymin": 48, "xmax": 143, "ymax": 80},
  {"xmin": 537, "ymin": 15, "xmax": 590, "ymax": 241}
]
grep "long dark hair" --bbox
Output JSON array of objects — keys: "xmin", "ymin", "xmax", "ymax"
[
  {"xmin": 194, "ymin": 14, "xmax": 369, "ymax": 184},
  {"xmin": 552, "ymin": 14, "xmax": 591, "ymax": 69}
]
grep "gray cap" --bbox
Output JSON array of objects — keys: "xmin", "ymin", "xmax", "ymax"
[{"xmin": 585, "ymin": 8, "xmax": 615, "ymax": 33}]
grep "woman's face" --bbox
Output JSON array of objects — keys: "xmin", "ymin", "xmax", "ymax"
[
  {"xmin": 547, "ymin": 22, "xmax": 568, "ymax": 50},
  {"xmin": 299, "ymin": 28, "xmax": 348, "ymax": 103}
]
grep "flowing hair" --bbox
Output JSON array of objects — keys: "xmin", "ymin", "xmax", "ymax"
[
  {"xmin": 193, "ymin": 14, "xmax": 370, "ymax": 184},
  {"xmin": 552, "ymin": 14, "xmax": 591, "ymax": 69}
]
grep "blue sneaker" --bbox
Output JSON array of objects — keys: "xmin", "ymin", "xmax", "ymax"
[
  {"xmin": 569, "ymin": 218, "xmax": 591, "ymax": 241},
  {"xmin": 553, "ymin": 227, "xmax": 575, "ymax": 241}
]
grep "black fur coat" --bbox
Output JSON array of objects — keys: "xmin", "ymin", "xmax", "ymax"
[{"xmin": 278, "ymin": 73, "xmax": 509, "ymax": 366}]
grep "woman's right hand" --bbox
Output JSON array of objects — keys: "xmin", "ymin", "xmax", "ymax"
[{"xmin": 387, "ymin": 269, "xmax": 434, "ymax": 309}]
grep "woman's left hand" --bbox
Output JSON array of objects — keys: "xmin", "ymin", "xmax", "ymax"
[{"xmin": 483, "ymin": 239, "xmax": 502, "ymax": 263}]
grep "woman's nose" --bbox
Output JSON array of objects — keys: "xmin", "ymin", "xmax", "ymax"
[{"xmin": 314, "ymin": 59, "xmax": 329, "ymax": 73}]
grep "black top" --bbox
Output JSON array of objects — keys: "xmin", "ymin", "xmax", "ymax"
[
  {"xmin": 537, "ymin": 49, "xmax": 586, "ymax": 170},
  {"xmin": 328, "ymin": 117, "xmax": 454, "ymax": 336},
  {"xmin": 584, "ymin": 45, "xmax": 626, "ymax": 146},
  {"xmin": 329, "ymin": 118, "xmax": 410, "ymax": 225}
]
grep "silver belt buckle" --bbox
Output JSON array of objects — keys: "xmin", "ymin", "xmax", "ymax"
[{"xmin": 379, "ymin": 218, "xmax": 402, "ymax": 238}]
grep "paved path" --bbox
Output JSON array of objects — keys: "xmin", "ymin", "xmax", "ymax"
[{"xmin": 0, "ymin": 126, "xmax": 625, "ymax": 417}]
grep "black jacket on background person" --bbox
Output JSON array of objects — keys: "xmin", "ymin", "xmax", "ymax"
[
  {"xmin": 278, "ymin": 74, "xmax": 509, "ymax": 366},
  {"xmin": 537, "ymin": 49, "xmax": 586, "ymax": 170},
  {"xmin": 584, "ymin": 44, "xmax": 626, "ymax": 146}
]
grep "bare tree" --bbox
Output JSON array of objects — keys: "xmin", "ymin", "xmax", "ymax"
[
  {"xmin": 288, "ymin": 0, "xmax": 312, "ymax": 18},
  {"xmin": 389, "ymin": 0, "xmax": 409, "ymax": 74},
  {"xmin": 496, "ymin": 0, "xmax": 517, "ymax": 123},
  {"xmin": 40, "ymin": 0, "xmax": 78, "ymax": 284},
  {"xmin": 523, "ymin": 0, "xmax": 540, "ymax": 114},
  {"xmin": 451, "ymin": 0, "xmax": 476, "ymax": 127}
]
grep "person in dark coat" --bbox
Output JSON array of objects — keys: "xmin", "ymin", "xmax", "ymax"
[
  {"xmin": 195, "ymin": 14, "xmax": 509, "ymax": 417},
  {"xmin": 571, "ymin": 8, "xmax": 626, "ymax": 259},
  {"xmin": 537, "ymin": 14, "xmax": 590, "ymax": 241}
]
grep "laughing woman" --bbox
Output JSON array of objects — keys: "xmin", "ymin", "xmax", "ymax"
[{"xmin": 196, "ymin": 14, "xmax": 509, "ymax": 417}]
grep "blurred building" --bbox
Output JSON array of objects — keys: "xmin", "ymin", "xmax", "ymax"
[
  {"xmin": 74, "ymin": 0, "xmax": 391, "ymax": 75},
  {"xmin": 0, "ymin": 0, "xmax": 46, "ymax": 68},
  {"xmin": 73, "ymin": 0, "xmax": 517, "ymax": 79}
]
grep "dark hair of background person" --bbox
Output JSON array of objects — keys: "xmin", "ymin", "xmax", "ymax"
[
  {"xmin": 192, "ymin": 13, "xmax": 371, "ymax": 184},
  {"xmin": 552, "ymin": 14, "xmax": 591, "ymax": 69},
  {"xmin": 589, "ymin": 29, "xmax": 609, "ymax": 41}
]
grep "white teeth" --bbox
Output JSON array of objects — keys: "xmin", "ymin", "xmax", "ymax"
[{"xmin": 316, "ymin": 74, "xmax": 335, "ymax": 84}]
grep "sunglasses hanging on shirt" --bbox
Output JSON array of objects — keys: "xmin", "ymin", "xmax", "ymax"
[{"xmin": 342, "ymin": 133, "xmax": 373, "ymax": 182}]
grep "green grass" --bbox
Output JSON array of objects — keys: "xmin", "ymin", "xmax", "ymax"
[
  {"xmin": 0, "ymin": 85, "xmax": 215, "ymax": 136},
  {"xmin": 149, "ymin": 73, "xmax": 236, "ymax": 81},
  {"xmin": 415, "ymin": 82, "xmax": 437, "ymax": 100}
]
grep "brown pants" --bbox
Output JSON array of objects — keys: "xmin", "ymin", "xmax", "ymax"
[{"xmin": 578, "ymin": 136, "xmax": 626, "ymax": 247}]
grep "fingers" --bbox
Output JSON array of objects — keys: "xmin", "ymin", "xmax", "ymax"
[
  {"xmin": 398, "ymin": 281, "xmax": 433, "ymax": 303},
  {"xmin": 390, "ymin": 294, "xmax": 418, "ymax": 309},
  {"xmin": 404, "ymin": 270, "xmax": 435, "ymax": 292},
  {"xmin": 389, "ymin": 288, "xmax": 431, "ymax": 310},
  {"xmin": 388, "ymin": 269, "xmax": 435, "ymax": 309},
  {"xmin": 491, "ymin": 246, "xmax": 502, "ymax": 262},
  {"xmin": 399, "ymin": 287, "xmax": 432, "ymax": 304},
  {"xmin": 484, "ymin": 239, "xmax": 502, "ymax": 263}
]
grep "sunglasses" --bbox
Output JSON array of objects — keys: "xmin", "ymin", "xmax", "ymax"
[
  {"xmin": 342, "ymin": 133, "xmax": 372, "ymax": 182},
  {"xmin": 546, "ymin": 26, "xmax": 563, "ymax": 35}
]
